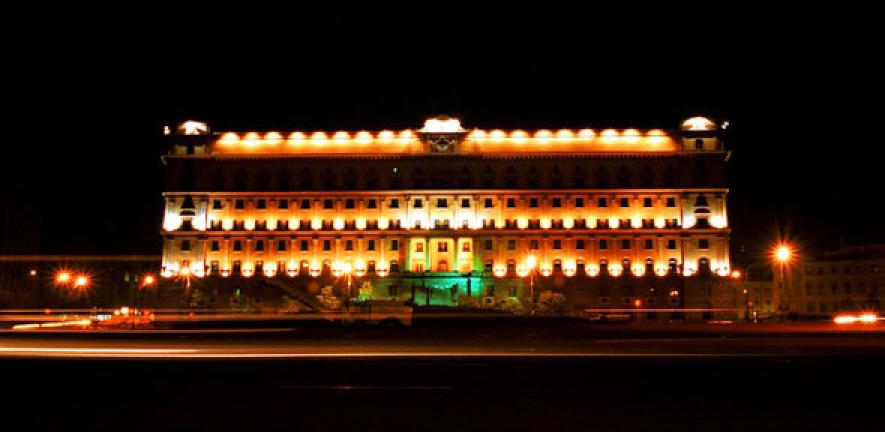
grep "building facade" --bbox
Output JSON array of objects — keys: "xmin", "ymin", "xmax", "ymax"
[
  {"xmin": 792, "ymin": 244, "xmax": 885, "ymax": 316},
  {"xmin": 160, "ymin": 116, "xmax": 732, "ymax": 312}
]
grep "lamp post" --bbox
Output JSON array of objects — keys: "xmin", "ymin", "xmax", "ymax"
[
  {"xmin": 773, "ymin": 243, "xmax": 795, "ymax": 320},
  {"xmin": 526, "ymin": 256, "xmax": 538, "ymax": 316}
]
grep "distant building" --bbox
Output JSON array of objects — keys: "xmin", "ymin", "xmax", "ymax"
[
  {"xmin": 793, "ymin": 244, "xmax": 885, "ymax": 316},
  {"xmin": 159, "ymin": 116, "xmax": 733, "ymax": 315},
  {"xmin": 0, "ymin": 196, "xmax": 41, "ymax": 305}
]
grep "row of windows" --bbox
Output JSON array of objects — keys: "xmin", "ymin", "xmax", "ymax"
[
  {"xmin": 205, "ymin": 196, "xmax": 686, "ymax": 211},
  {"xmin": 804, "ymin": 264, "xmax": 882, "ymax": 275},
  {"xmin": 190, "ymin": 217, "xmax": 703, "ymax": 232},
  {"xmin": 182, "ymin": 238, "xmax": 710, "ymax": 252},
  {"xmin": 804, "ymin": 281, "xmax": 881, "ymax": 296}
]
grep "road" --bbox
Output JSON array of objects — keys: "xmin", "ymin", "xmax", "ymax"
[{"xmin": 3, "ymin": 321, "xmax": 884, "ymax": 431}]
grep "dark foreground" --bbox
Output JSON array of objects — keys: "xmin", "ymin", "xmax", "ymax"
[{"xmin": 3, "ymin": 320, "xmax": 884, "ymax": 431}]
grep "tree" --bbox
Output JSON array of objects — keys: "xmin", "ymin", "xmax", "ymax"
[
  {"xmin": 536, "ymin": 290, "xmax": 567, "ymax": 315},
  {"xmin": 357, "ymin": 280, "xmax": 374, "ymax": 302},
  {"xmin": 316, "ymin": 285, "xmax": 342, "ymax": 310}
]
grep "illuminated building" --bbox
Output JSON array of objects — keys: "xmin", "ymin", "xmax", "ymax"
[{"xmin": 160, "ymin": 116, "xmax": 731, "ymax": 310}]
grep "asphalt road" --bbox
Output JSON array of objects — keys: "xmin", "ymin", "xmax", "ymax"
[{"xmin": 3, "ymin": 321, "xmax": 884, "ymax": 431}]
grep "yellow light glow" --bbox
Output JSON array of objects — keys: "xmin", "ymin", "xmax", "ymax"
[
  {"xmin": 310, "ymin": 131, "xmax": 329, "ymax": 145},
  {"xmin": 731, "ymin": 270, "xmax": 742, "ymax": 279},
  {"xmin": 859, "ymin": 313, "xmax": 879, "ymax": 323},
  {"xmin": 74, "ymin": 275, "xmax": 89, "ymax": 288},
  {"xmin": 264, "ymin": 268, "xmax": 276, "ymax": 277},
  {"xmin": 555, "ymin": 129, "xmax": 574, "ymax": 141},
  {"xmin": 577, "ymin": 129, "xmax": 595, "ymax": 139},
  {"xmin": 716, "ymin": 268, "xmax": 730, "ymax": 277},
  {"xmin": 526, "ymin": 255, "xmax": 537, "ymax": 269},
  {"xmin": 534, "ymin": 129, "xmax": 553, "ymax": 144},
  {"xmin": 219, "ymin": 132, "xmax": 239, "ymax": 146},
  {"xmin": 683, "ymin": 266, "xmax": 697, "ymax": 277},
  {"xmin": 540, "ymin": 219, "xmax": 551, "ymax": 229},
  {"xmin": 333, "ymin": 219, "xmax": 345, "ymax": 230},
  {"xmin": 286, "ymin": 132, "xmax": 307, "ymax": 146},
  {"xmin": 243, "ymin": 132, "xmax": 262, "ymax": 147},
  {"xmin": 587, "ymin": 266, "xmax": 600, "ymax": 277},
  {"xmin": 56, "ymin": 271, "xmax": 71, "ymax": 284},
  {"xmin": 510, "ymin": 130, "xmax": 529, "ymax": 143},
  {"xmin": 377, "ymin": 130, "xmax": 395, "ymax": 142},
  {"xmin": 163, "ymin": 214, "xmax": 182, "ymax": 231},
  {"xmin": 563, "ymin": 267, "xmax": 576, "ymax": 277},
  {"xmin": 311, "ymin": 219, "xmax": 322, "ymax": 230},
  {"xmin": 655, "ymin": 267, "xmax": 668, "ymax": 277},
  {"xmin": 264, "ymin": 132, "xmax": 283, "ymax": 145},
  {"xmin": 493, "ymin": 265, "xmax": 507, "ymax": 278},
  {"xmin": 654, "ymin": 218, "xmax": 665, "ymax": 229},
  {"xmin": 540, "ymin": 267, "xmax": 552, "ymax": 277},
  {"xmin": 288, "ymin": 219, "xmax": 300, "ymax": 230},
  {"xmin": 470, "ymin": 129, "xmax": 487, "ymax": 141},
  {"xmin": 397, "ymin": 130, "xmax": 413, "ymax": 144},
  {"xmin": 609, "ymin": 265, "xmax": 622, "ymax": 277},
  {"xmin": 632, "ymin": 265, "xmax": 645, "ymax": 277},
  {"xmin": 181, "ymin": 120, "xmax": 208, "ymax": 135},
  {"xmin": 710, "ymin": 215, "xmax": 727, "ymax": 228},
  {"xmin": 517, "ymin": 218, "xmax": 528, "ymax": 230},
  {"xmin": 631, "ymin": 216, "xmax": 641, "ymax": 229},
  {"xmin": 332, "ymin": 131, "xmax": 351, "ymax": 142},
  {"xmin": 683, "ymin": 215, "xmax": 696, "ymax": 228},
  {"xmin": 563, "ymin": 218, "xmax": 574, "ymax": 229},
  {"xmin": 681, "ymin": 116, "xmax": 715, "ymax": 131},
  {"xmin": 266, "ymin": 219, "xmax": 277, "ymax": 231},
  {"xmin": 600, "ymin": 129, "xmax": 619, "ymax": 143},
  {"xmin": 609, "ymin": 217, "xmax": 619, "ymax": 229},
  {"xmin": 143, "ymin": 275, "xmax": 155, "ymax": 286},
  {"xmin": 622, "ymin": 129, "xmax": 641, "ymax": 144},
  {"xmin": 489, "ymin": 129, "xmax": 507, "ymax": 142},
  {"xmin": 244, "ymin": 219, "xmax": 255, "ymax": 231},
  {"xmin": 421, "ymin": 117, "xmax": 464, "ymax": 133},
  {"xmin": 355, "ymin": 131, "xmax": 373, "ymax": 144},
  {"xmin": 774, "ymin": 244, "xmax": 793, "ymax": 263}
]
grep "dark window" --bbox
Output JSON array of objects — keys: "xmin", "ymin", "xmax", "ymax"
[
  {"xmin": 621, "ymin": 239, "xmax": 631, "ymax": 249},
  {"xmin": 699, "ymin": 239, "xmax": 710, "ymax": 249},
  {"xmin": 552, "ymin": 198, "xmax": 562, "ymax": 208},
  {"xmin": 323, "ymin": 240, "xmax": 331, "ymax": 251},
  {"xmin": 235, "ymin": 199, "xmax": 245, "ymax": 209},
  {"xmin": 300, "ymin": 199, "xmax": 311, "ymax": 209},
  {"xmin": 643, "ymin": 197, "xmax": 652, "ymax": 207},
  {"xmin": 508, "ymin": 240, "xmax": 517, "ymax": 250},
  {"xmin": 666, "ymin": 197, "xmax": 676, "ymax": 207},
  {"xmin": 667, "ymin": 239, "xmax": 677, "ymax": 249},
  {"xmin": 181, "ymin": 240, "xmax": 191, "ymax": 251},
  {"xmin": 256, "ymin": 199, "xmax": 266, "ymax": 209},
  {"xmin": 695, "ymin": 138, "xmax": 704, "ymax": 150},
  {"xmin": 390, "ymin": 261, "xmax": 400, "ymax": 272},
  {"xmin": 529, "ymin": 198, "xmax": 539, "ymax": 208},
  {"xmin": 575, "ymin": 198, "xmax": 584, "ymax": 208},
  {"xmin": 367, "ymin": 240, "xmax": 375, "ymax": 251},
  {"xmin": 437, "ymin": 198, "xmax": 448, "ymax": 208},
  {"xmin": 414, "ymin": 199, "xmax": 423, "ymax": 208},
  {"xmin": 437, "ymin": 242, "xmax": 448, "ymax": 252},
  {"xmin": 323, "ymin": 199, "xmax": 333, "ymax": 209},
  {"xmin": 599, "ymin": 239, "xmax": 608, "ymax": 250},
  {"xmin": 255, "ymin": 240, "xmax": 264, "ymax": 251},
  {"xmin": 367, "ymin": 199, "xmax": 377, "ymax": 209},
  {"xmin": 644, "ymin": 239, "xmax": 654, "ymax": 249},
  {"xmin": 484, "ymin": 198, "xmax": 494, "ymax": 208},
  {"xmin": 461, "ymin": 198, "xmax": 470, "ymax": 208},
  {"xmin": 484, "ymin": 239, "xmax": 493, "ymax": 251},
  {"xmin": 597, "ymin": 198, "xmax": 607, "ymax": 207},
  {"xmin": 345, "ymin": 240, "xmax": 353, "ymax": 251},
  {"xmin": 390, "ymin": 199, "xmax": 400, "ymax": 209},
  {"xmin": 619, "ymin": 197, "xmax": 629, "ymax": 207},
  {"xmin": 278, "ymin": 200, "xmax": 288, "ymax": 209},
  {"xmin": 277, "ymin": 240, "xmax": 287, "ymax": 251},
  {"xmin": 390, "ymin": 240, "xmax": 399, "ymax": 250},
  {"xmin": 530, "ymin": 240, "xmax": 539, "ymax": 250},
  {"xmin": 553, "ymin": 239, "xmax": 562, "ymax": 249},
  {"xmin": 484, "ymin": 260, "xmax": 493, "ymax": 272},
  {"xmin": 233, "ymin": 240, "xmax": 242, "ymax": 251},
  {"xmin": 299, "ymin": 240, "xmax": 309, "ymax": 251},
  {"xmin": 212, "ymin": 200, "xmax": 223, "ymax": 209},
  {"xmin": 506, "ymin": 198, "xmax": 516, "ymax": 208},
  {"xmin": 210, "ymin": 241, "xmax": 220, "ymax": 251},
  {"xmin": 576, "ymin": 239, "xmax": 585, "ymax": 250},
  {"xmin": 345, "ymin": 199, "xmax": 355, "ymax": 209}
]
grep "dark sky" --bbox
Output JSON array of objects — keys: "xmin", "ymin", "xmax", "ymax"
[{"xmin": 2, "ymin": 5, "xmax": 881, "ymax": 261}]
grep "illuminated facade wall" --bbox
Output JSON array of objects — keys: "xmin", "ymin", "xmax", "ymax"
[
  {"xmin": 160, "ymin": 117, "xmax": 732, "ymax": 307},
  {"xmin": 793, "ymin": 245, "xmax": 885, "ymax": 315}
]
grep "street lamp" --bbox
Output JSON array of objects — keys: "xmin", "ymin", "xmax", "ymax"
[
  {"xmin": 55, "ymin": 271, "xmax": 72, "ymax": 285},
  {"xmin": 772, "ymin": 242, "xmax": 797, "ymax": 319},
  {"xmin": 525, "ymin": 255, "xmax": 538, "ymax": 315},
  {"xmin": 142, "ymin": 274, "xmax": 156, "ymax": 288}
]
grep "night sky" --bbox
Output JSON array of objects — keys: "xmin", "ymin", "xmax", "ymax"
[{"xmin": 3, "ymin": 5, "xmax": 881, "ymax": 262}]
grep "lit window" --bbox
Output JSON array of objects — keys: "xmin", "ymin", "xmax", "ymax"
[
  {"xmin": 462, "ymin": 242, "xmax": 471, "ymax": 252},
  {"xmin": 416, "ymin": 242, "xmax": 424, "ymax": 252},
  {"xmin": 437, "ymin": 242, "xmax": 448, "ymax": 252}
]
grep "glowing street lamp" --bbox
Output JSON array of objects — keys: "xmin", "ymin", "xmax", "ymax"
[
  {"xmin": 55, "ymin": 271, "xmax": 71, "ymax": 285},
  {"xmin": 772, "ymin": 242, "xmax": 797, "ymax": 317},
  {"xmin": 142, "ymin": 274, "xmax": 156, "ymax": 287},
  {"xmin": 775, "ymin": 245, "xmax": 792, "ymax": 263},
  {"xmin": 74, "ymin": 275, "xmax": 90, "ymax": 289}
]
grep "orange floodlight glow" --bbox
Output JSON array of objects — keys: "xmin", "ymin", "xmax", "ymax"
[{"xmin": 55, "ymin": 271, "xmax": 72, "ymax": 284}]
